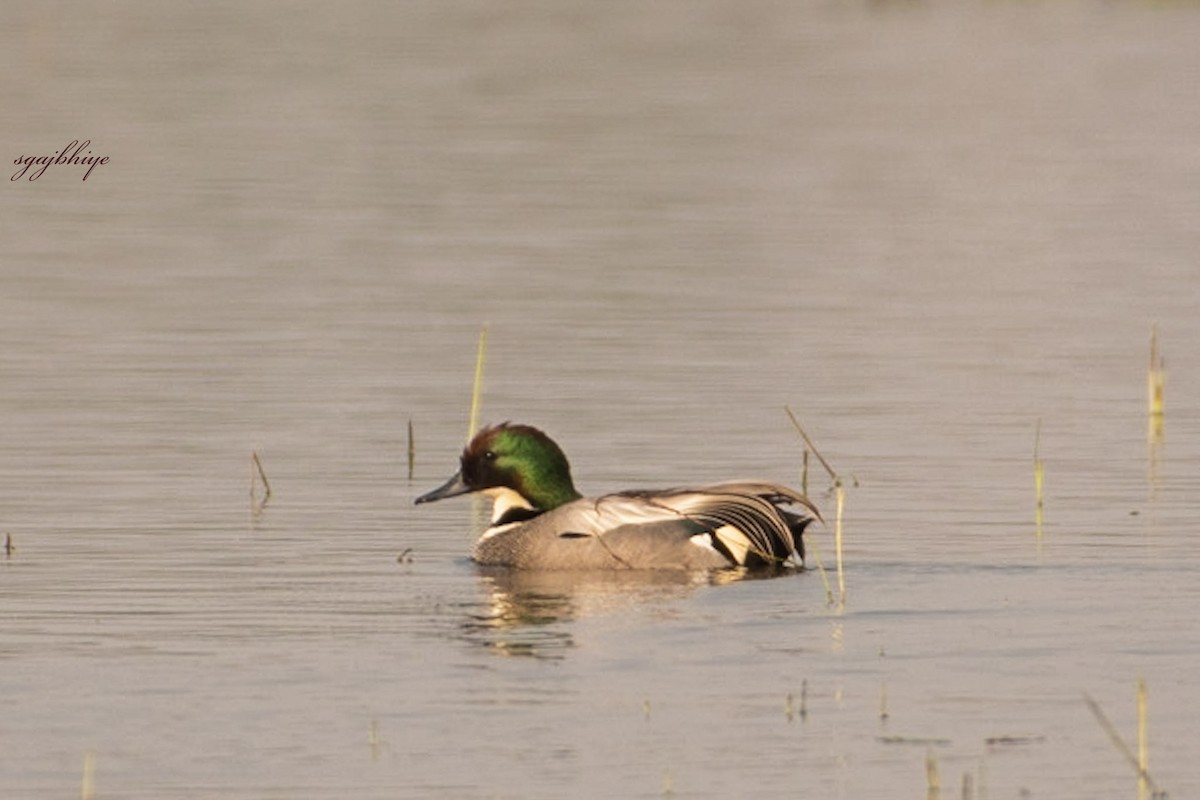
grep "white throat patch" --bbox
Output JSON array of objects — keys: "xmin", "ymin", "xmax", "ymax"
[{"xmin": 483, "ymin": 486, "xmax": 535, "ymax": 525}]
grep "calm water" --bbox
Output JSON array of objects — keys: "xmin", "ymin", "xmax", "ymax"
[{"xmin": 4, "ymin": 1, "xmax": 1200, "ymax": 797}]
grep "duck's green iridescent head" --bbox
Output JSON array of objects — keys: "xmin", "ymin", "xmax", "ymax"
[{"xmin": 414, "ymin": 423, "xmax": 582, "ymax": 512}]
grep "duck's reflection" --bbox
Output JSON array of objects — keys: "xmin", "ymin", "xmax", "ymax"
[{"xmin": 460, "ymin": 566, "xmax": 798, "ymax": 658}]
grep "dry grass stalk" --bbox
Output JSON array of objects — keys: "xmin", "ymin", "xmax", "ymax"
[{"xmin": 784, "ymin": 406, "xmax": 837, "ymax": 482}]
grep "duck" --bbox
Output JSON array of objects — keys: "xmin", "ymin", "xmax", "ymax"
[{"xmin": 415, "ymin": 423, "xmax": 820, "ymax": 570}]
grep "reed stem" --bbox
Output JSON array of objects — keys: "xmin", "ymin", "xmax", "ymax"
[
  {"xmin": 407, "ymin": 419, "xmax": 415, "ymax": 481},
  {"xmin": 1083, "ymin": 691, "xmax": 1163, "ymax": 797},
  {"xmin": 805, "ymin": 537, "xmax": 835, "ymax": 606},
  {"xmin": 250, "ymin": 451, "xmax": 271, "ymax": 511},
  {"xmin": 468, "ymin": 326, "xmax": 488, "ymax": 441},
  {"xmin": 369, "ymin": 720, "xmax": 382, "ymax": 762},
  {"xmin": 834, "ymin": 485, "xmax": 846, "ymax": 607},
  {"xmin": 1147, "ymin": 325, "xmax": 1164, "ymax": 444},
  {"xmin": 784, "ymin": 406, "xmax": 847, "ymax": 606},
  {"xmin": 1034, "ymin": 419, "xmax": 1045, "ymax": 540},
  {"xmin": 926, "ymin": 749, "xmax": 941, "ymax": 800},
  {"xmin": 81, "ymin": 750, "xmax": 96, "ymax": 800},
  {"xmin": 1137, "ymin": 678, "xmax": 1148, "ymax": 800},
  {"xmin": 1148, "ymin": 325, "xmax": 1164, "ymax": 420}
]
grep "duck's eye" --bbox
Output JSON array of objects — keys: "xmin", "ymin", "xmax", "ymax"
[{"xmin": 483, "ymin": 450, "xmax": 497, "ymax": 461}]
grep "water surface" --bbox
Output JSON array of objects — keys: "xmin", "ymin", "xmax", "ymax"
[{"xmin": 3, "ymin": 1, "xmax": 1200, "ymax": 797}]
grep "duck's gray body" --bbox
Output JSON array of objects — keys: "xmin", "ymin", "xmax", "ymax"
[
  {"xmin": 416, "ymin": 423, "xmax": 819, "ymax": 572},
  {"xmin": 474, "ymin": 481, "xmax": 814, "ymax": 570}
]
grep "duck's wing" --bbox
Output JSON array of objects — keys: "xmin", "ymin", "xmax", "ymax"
[
  {"xmin": 565, "ymin": 517, "xmax": 734, "ymax": 570},
  {"xmin": 696, "ymin": 481, "xmax": 823, "ymax": 522},
  {"xmin": 595, "ymin": 483, "xmax": 820, "ymax": 569}
]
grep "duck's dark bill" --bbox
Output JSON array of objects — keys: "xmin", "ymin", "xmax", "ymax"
[{"xmin": 414, "ymin": 471, "xmax": 473, "ymax": 504}]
